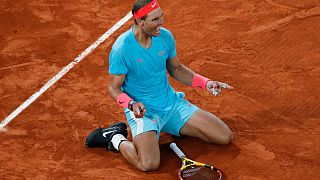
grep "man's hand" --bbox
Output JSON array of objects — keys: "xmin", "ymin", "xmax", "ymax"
[
  {"xmin": 131, "ymin": 102, "xmax": 146, "ymax": 118},
  {"xmin": 206, "ymin": 81, "xmax": 234, "ymax": 96}
]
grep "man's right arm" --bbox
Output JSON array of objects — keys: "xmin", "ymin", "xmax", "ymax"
[
  {"xmin": 108, "ymin": 74, "xmax": 146, "ymax": 116},
  {"xmin": 108, "ymin": 74, "xmax": 126, "ymax": 101}
]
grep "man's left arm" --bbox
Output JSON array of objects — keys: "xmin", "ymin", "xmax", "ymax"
[
  {"xmin": 166, "ymin": 56, "xmax": 194, "ymax": 86},
  {"xmin": 166, "ymin": 56, "xmax": 234, "ymax": 95}
]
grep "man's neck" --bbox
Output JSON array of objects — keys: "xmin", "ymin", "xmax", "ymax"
[{"xmin": 133, "ymin": 25, "xmax": 152, "ymax": 48}]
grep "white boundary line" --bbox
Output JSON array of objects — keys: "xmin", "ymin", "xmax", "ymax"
[{"xmin": 0, "ymin": 12, "xmax": 133, "ymax": 129}]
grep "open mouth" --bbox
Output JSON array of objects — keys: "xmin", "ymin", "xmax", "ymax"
[{"xmin": 155, "ymin": 27, "xmax": 161, "ymax": 34}]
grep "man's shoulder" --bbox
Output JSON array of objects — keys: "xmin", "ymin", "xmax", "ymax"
[
  {"xmin": 159, "ymin": 27, "xmax": 174, "ymax": 39},
  {"xmin": 113, "ymin": 29, "xmax": 132, "ymax": 49},
  {"xmin": 160, "ymin": 27, "xmax": 171, "ymax": 33}
]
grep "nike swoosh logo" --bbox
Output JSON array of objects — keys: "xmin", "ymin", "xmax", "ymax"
[
  {"xmin": 151, "ymin": 2, "xmax": 157, "ymax": 8},
  {"xmin": 102, "ymin": 130, "xmax": 116, "ymax": 137},
  {"xmin": 119, "ymin": 101, "xmax": 124, "ymax": 104}
]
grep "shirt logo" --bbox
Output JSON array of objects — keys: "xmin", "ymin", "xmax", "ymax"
[
  {"xmin": 151, "ymin": 2, "xmax": 157, "ymax": 8},
  {"xmin": 159, "ymin": 50, "xmax": 166, "ymax": 57},
  {"xmin": 137, "ymin": 58, "xmax": 143, "ymax": 63}
]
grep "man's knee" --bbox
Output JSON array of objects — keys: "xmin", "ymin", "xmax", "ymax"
[
  {"xmin": 138, "ymin": 159, "xmax": 160, "ymax": 172},
  {"xmin": 219, "ymin": 130, "xmax": 233, "ymax": 145},
  {"xmin": 207, "ymin": 128, "xmax": 233, "ymax": 145}
]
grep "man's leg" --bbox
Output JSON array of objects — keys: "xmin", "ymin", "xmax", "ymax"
[
  {"xmin": 85, "ymin": 122, "xmax": 160, "ymax": 171},
  {"xmin": 118, "ymin": 131, "xmax": 160, "ymax": 171},
  {"xmin": 180, "ymin": 109, "xmax": 232, "ymax": 145}
]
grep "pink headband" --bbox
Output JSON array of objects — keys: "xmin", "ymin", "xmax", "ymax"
[{"xmin": 133, "ymin": 0, "xmax": 160, "ymax": 19}]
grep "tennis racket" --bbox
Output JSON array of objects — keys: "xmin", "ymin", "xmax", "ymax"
[{"xmin": 170, "ymin": 143, "xmax": 223, "ymax": 180}]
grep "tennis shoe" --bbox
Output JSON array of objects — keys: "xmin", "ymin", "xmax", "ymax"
[{"xmin": 85, "ymin": 122, "xmax": 128, "ymax": 151}]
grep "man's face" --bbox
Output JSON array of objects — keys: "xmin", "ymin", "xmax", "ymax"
[{"xmin": 142, "ymin": 8, "xmax": 164, "ymax": 37}]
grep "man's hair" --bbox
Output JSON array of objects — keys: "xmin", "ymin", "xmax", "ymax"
[{"xmin": 132, "ymin": 0, "xmax": 153, "ymax": 22}]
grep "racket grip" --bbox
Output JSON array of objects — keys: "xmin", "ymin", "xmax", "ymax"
[{"xmin": 170, "ymin": 143, "xmax": 186, "ymax": 159}]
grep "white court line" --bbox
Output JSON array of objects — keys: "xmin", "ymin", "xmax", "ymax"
[{"xmin": 0, "ymin": 12, "xmax": 133, "ymax": 129}]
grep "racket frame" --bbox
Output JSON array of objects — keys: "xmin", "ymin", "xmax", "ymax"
[{"xmin": 170, "ymin": 143, "xmax": 223, "ymax": 180}]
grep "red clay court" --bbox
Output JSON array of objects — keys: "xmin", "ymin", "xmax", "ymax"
[{"xmin": 1, "ymin": 0, "xmax": 319, "ymax": 179}]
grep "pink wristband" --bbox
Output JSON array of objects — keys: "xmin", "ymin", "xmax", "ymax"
[
  {"xmin": 117, "ymin": 93, "xmax": 133, "ymax": 109},
  {"xmin": 192, "ymin": 74, "xmax": 210, "ymax": 90}
]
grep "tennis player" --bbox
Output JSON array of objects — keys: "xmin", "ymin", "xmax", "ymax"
[{"xmin": 86, "ymin": 0, "xmax": 233, "ymax": 171}]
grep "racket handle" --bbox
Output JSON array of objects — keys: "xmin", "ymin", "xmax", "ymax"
[{"xmin": 170, "ymin": 143, "xmax": 186, "ymax": 159}]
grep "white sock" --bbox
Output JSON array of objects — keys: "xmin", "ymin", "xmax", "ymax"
[{"xmin": 111, "ymin": 134, "xmax": 127, "ymax": 151}]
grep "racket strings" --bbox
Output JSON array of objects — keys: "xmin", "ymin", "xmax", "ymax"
[{"xmin": 181, "ymin": 165, "xmax": 221, "ymax": 180}]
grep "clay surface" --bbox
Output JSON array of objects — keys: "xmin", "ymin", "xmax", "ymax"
[{"xmin": 1, "ymin": 0, "xmax": 320, "ymax": 179}]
